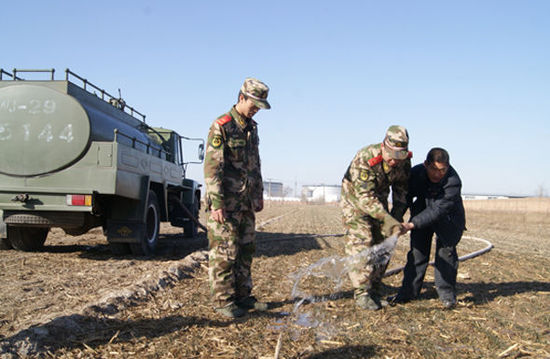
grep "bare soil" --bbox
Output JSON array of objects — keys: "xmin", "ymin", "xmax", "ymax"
[{"xmin": 1, "ymin": 200, "xmax": 549, "ymax": 358}]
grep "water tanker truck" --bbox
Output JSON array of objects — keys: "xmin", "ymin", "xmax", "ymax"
[{"xmin": 0, "ymin": 68, "xmax": 204, "ymax": 255}]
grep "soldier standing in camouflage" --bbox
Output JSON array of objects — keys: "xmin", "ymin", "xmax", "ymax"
[
  {"xmin": 341, "ymin": 125, "xmax": 411, "ymax": 310},
  {"xmin": 204, "ymin": 78, "xmax": 271, "ymax": 318}
]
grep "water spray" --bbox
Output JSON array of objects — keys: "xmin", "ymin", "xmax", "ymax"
[{"xmin": 264, "ymin": 232, "xmax": 493, "ymax": 357}]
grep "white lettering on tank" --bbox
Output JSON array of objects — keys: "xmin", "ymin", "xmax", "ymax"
[
  {"xmin": 0, "ymin": 123, "xmax": 75, "ymax": 143},
  {"xmin": 0, "ymin": 99, "xmax": 56, "ymax": 114},
  {"xmin": 58, "ymin": 124, "xmax": 74, "ymax": 143},
  {"xmin": 22, "ymin": 124, "xmax": 31, "ymax": 141},
  {"xmin": 0, "ymin": 99, "xmax": 16, "ymax": 113},
  {"xmin": 43, "ymin": 100, "xmax": 56, "ymax": 114},
  {"xmin": 29, "ymin": 100, "xmax": 41, "ymax": 114},
  {"xmin": 38, "ymin": 124, "xmax": 54, "ymax": 142},
  {"xmin": 0, "ymin": 124, "xmax": 12, "ymax": 141}
]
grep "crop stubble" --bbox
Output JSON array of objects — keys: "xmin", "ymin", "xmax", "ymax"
[{"xmin": 0, "ymin": 200, "xmax": 549, "ymax": 358}]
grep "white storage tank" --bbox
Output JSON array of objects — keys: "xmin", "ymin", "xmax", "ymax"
[
  {"xmin": 263, "ymin": 181, "xmax": 284, "ymax": 198},
  {"xmin": 301, "ymin": 184, "xmax": 341, "ymax": 203}
]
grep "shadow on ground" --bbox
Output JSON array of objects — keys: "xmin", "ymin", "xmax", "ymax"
[
  {"xmin": 0, "ymin": 313, "xmax": 232, "ymax": 356},
  {"xmin": 459, "ymin": 280, "xmax": 550, "ymax": 304},
  {"xmin": 36, "ymin": 230, "xmax": 333, "ymax": 260},
  {"xmin": 256, "ymin": 231, "xmax": 340, "ymax": 257},
  {"xmin": 0, "ymin": 308, "xmax": 294, "ymax": 357},
  {"xmin": 398, "ymin": 280, "xmax": 550, "ymax": 304},
  {"xmin": 269, "ymin": 279, "xmax": 550, "ymax": 309},
  {"xmin": 305, "ymin": 345, "xmax": 377, "ymax": 358}
]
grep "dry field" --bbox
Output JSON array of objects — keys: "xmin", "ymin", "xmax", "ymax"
[{"xmin": 0, "ymin": 199, "xmax": 549, "ymax": 358}]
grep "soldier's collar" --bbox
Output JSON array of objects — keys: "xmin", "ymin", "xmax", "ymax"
[
  {"xmin": 383, "ymin": 161, "xmax": 392, "ymax": 174},
  {"xmin": 230, "ymin": 107, "xmax": 250, "ymax": 129}
]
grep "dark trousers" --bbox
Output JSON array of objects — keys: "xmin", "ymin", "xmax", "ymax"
[{"xmin": 399, "ymin": 226, "xmax": 463, "ymax": 301}]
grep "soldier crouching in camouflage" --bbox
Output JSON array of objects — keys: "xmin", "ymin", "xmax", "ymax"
[
  {"xmin": 341, "ymin": 125, "xmax": 411, "ymax": 310},
  {"xmin": 204, "ymin": 78, "xmax": 271, "ymax": 318}
]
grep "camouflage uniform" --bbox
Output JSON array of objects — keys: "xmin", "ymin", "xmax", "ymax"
[
  {"xmin": 204, "ymin": 78, "xmax": 269, "ymax": 310},
  {"xmin": 341, "ymin": 126, "xmax": 411, "ymax": 299}
]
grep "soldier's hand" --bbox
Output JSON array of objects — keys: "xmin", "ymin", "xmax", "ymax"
[
  {"xmin": 211, "ymin": 208, "xmax": 226, "ymax": 224},
  {"xmin": 391, "ymin": 225, "xmax": 402, "ymax": 237},
  {"xmin": 392, "ymin": 223, "xmax": 409, "ymax": 237}
]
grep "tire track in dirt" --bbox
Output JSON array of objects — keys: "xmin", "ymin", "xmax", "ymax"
[{"xmin": 0, "ymin": 251, "xmax": 207, "ymax": 357}]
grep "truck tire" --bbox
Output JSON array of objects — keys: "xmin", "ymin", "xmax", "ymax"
[
  {"xmin": 183, "ymin": 196, "xmax": 199, "ymax": 238},
  {"xmin": 8, "ymin": 226, "xmax": 49, "ymax": 251},
  {"xmin": 131, "ymin": 190, "xmax": 160, "ymax": 256},
  {"xmin": 0, "ymin": 238, "xmax": 12, "ymax": 250},
  {"xmin": 0, "ymin": 219, "xmax": 10, "ymax": 249}
]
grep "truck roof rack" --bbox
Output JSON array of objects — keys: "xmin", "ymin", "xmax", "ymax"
[
  {"xmin": 0, "ymin": 68, "xmax": 147, "ymax": 124},
  {"xmin": 0, "ymin": 68, "xmax": 24, "ymax": 80}
]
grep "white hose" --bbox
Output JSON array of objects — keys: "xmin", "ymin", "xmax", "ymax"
[
  {"xmin": 384, "ymin": 235, "xmax": 493, "ymax": 277},
  {"xmin": 258, "ymin": 232, "xmax": 493, "ymax": 277},
  {"xmin": 257, "ymin": 213, "xmax": 494, "ymax": 277}
]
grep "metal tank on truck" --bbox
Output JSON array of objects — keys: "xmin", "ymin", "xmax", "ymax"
[{"xmin": 0, "ymin": 68, "xmax": 204, "ymax": 255}]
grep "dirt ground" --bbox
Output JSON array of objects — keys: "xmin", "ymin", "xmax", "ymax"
[{"xmin": 1, "ymin": 200, "xmax": 549, "ymax": 358}]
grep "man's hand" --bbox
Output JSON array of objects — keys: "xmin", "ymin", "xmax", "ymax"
[
  {"xmin": 401, "ymin": 222, "xmax": 415, "ymax": 233},
  {"xmin": 392, "ymin": 222, "xmax": 414, "ymax": 237},
  {"xmin": 254, "ymin": 198, "xmax": 264, "ymax": 212},
  {"xmin": 211, "ymin": 208, "xmax": 226, "ymax": 224}
]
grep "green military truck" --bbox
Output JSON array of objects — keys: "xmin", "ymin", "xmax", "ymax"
[{"xmin": 0, "ymin": 68, "xmax": 204, "ymax": 255}]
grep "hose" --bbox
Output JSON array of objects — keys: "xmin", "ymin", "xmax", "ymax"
[
  {"xmin": 174, "ymin": 200, "xmax": 208, "ymax": 232},
  {"xmin": 256, "ymin": 231, "xmax": 493, "ymax": 277},
  {"xmin": 384, "ymin": 235, "xmax": 493, "ymax": 277}
]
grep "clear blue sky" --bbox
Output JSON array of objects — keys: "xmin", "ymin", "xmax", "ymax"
[{"xmin": 4, "ymin": 0, "xmax": 549, "ymax": 196}]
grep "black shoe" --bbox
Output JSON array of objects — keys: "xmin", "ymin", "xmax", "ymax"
[
  {"xmin": 236, "ymin": 296, "xmax": 269, "ymax": 311},
  {"xmin": 441, "ymin": 298, "xmax": 456, "ymax": 309},
  {"xmin": 387, "ymin": 294, "xmax": 411, "ymax": 306},
  {"xmin": 370, "ymin": 283, "xmax": 388, "ymax": 307}
]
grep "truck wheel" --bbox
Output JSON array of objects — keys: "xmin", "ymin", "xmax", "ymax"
[
  {"xmin": 183, "ymin": 195, "xmax": 199, "ymax": 238},
  {"xmin": 0, "ymin": 238, "xmax": 13, "ymax": 250},
  {"xmin": 8, "ymin": 226, "xmax": 49, "ymax": 251},
  {"xmin": 0, "ymin": 219, "xmax": 10, "ymax": 249},
  {"xmin": 131, "ymin": 190, "xmax": 160, "ymax": 256}
]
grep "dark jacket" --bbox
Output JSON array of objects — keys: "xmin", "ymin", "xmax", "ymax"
[{"xmin": 408, "ymin": 164, "xmax": 466, "ymax": 233}]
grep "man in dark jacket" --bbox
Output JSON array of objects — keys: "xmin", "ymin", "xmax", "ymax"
[{"xmin": 389, "ymin": 147, "xmax": 466, "ymax": 309}]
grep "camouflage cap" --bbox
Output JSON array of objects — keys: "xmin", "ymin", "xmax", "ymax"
[
  {"xmin": 241, "ymin": 78, "xmax": 271, "ymax": 109},
  {"xmin": 383, "ymin": 125, "xmax": 409, "ymax": 160}
]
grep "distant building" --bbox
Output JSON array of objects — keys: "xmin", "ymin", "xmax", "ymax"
[
  {"xmin": 462, "ymin": 194, "xmax": 511, "ymax": 200},
  {"xmin": 263, "ymin": 181, "xmax": 284, "ymax": 198},
  {"xmin": 302, "ymin": 184, "xmax": 341, "ymax": 203}
]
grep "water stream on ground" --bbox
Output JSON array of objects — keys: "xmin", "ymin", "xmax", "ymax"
[{"xmin": 269, "ymin": 235, "xmax": 399, "ymax": 342}]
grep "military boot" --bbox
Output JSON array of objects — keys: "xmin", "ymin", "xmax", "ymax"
[
  {"xmin": 236, "ymin": 296, "xmax": 269, "ymax": 311},
  {"xmin": 355, "ymin": 293, "xmax": 382, "ymax": 311},
  {"xmin": 370, "ymin": 282, "xmax": 388, "ymax": 307},
  {"xmin": 387, "ymin": 293, "xmax": 412, "ymax": 306},
  {"xmin": 215, "ymin": 303, "xmax": 246, "ymax": 318}
]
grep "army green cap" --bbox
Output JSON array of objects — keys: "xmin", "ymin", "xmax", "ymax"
[
  {"xmin": 241, "ymin": 78, "xmax": 271, "ymax": 109},
  {"xmin": 383, "ymin": 125, "xmax": 409, "ymax": 160}
]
